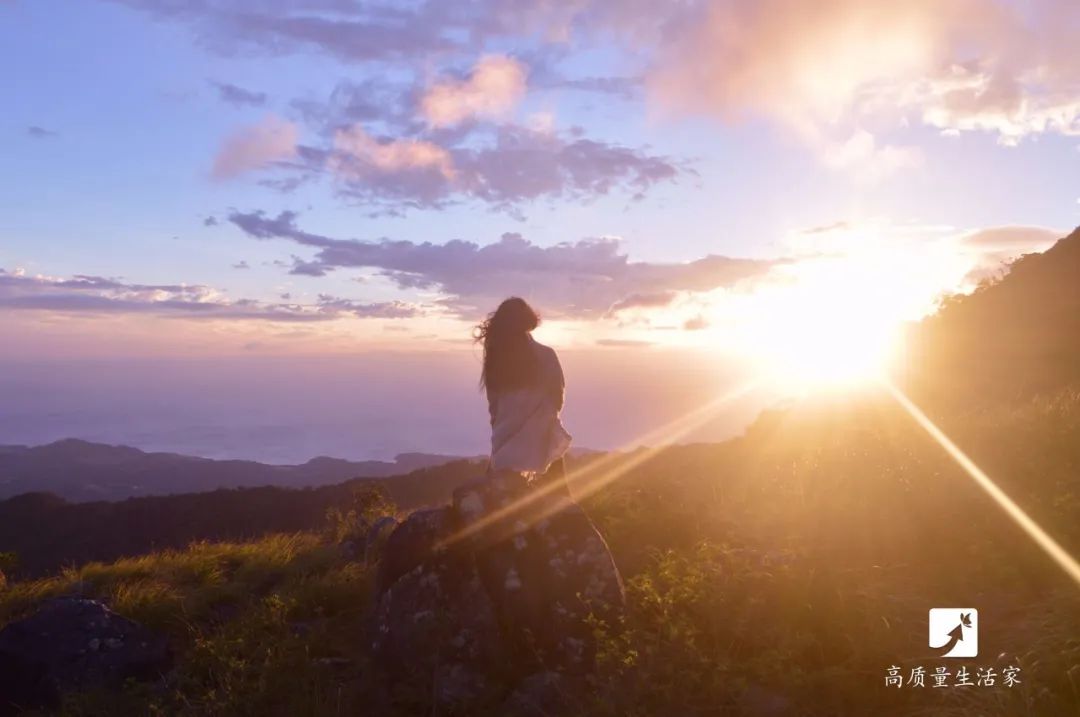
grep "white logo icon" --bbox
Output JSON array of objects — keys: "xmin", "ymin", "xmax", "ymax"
[{"xmin": 929, "ymin": 608, "xmax": 978, "ymax": 658}]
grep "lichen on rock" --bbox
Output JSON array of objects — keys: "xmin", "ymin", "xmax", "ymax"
[{"xmin": 371, "ymin": 469, "xmax": 625, "ymax": 714}]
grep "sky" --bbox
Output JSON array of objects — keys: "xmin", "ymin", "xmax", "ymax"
[{"xmin": 1, "ymin": 0, "xmax": 1079, "ymax": 460}]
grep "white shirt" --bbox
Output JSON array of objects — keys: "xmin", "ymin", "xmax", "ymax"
[{"xmin": 488, "ymin": 337, "xmax": 572, "ymax": 474}]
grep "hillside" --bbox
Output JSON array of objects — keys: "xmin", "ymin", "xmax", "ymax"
[
  {"xmin": 0, "ymin": 459, "xmax": 484, "ymax": 577},
  {"xmin": 903, "ymin": 225, "xmax": 1080, "ymax": 402},
  {"xmin": 0, "ymin": 438, "xmax": 468, "ymax": 502},
  {"xmin": 3, "ymin": 386, "xmax": 1079, "ymax": 715}
]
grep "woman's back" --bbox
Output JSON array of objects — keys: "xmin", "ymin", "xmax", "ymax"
[{"xmin": 476, "ymin": 299, "xmax": 571, "ymax": 475}]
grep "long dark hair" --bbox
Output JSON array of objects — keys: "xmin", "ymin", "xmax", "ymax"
[{"xmin": 474, "ymin": 297, "xmax": 541, "ymax": 393}]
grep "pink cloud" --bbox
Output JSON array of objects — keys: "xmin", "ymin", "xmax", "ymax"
[
  {"xmin": 331, "ymin": 124, "xmax": 454, "ymax": 177},
  {"xmin": 211, "ymin": 115, "xmax": 298, "ymax": 180},
  {"xmin": 645, "ymin": 0, "xmax": 1080, "ymax": 170},
  {"xmin": 421, "ymin": 55, "xmax": 527, "ymax": 127}
]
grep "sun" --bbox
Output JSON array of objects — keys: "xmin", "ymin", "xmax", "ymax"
[
  {"xmin": 742, "ymin": 305, "xmax": 898, "ymax": 390},
  {"xmin": 731, "ymin": 256, "xmax": 905, "ymax": 391}
]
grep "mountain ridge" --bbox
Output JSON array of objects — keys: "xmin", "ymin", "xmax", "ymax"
[{"xmin": 0, "ymin": 438, "xmax": 475, "ymax": 503}]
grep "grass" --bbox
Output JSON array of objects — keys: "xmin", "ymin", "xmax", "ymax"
[{"xmin": 1, "ymin": 533, "xmax": 376, "ymax": 717}]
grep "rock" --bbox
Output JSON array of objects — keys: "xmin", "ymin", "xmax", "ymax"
[
  {"xmin": 0, "ymin": 570, "xmax": 5, "ymax": 592},
  {"xmin": 313, "ymin": 657, "xmax": 352, "ymax": 669},
  {"xmin": 510, "ymin": 502, "xmax": 625, "ymax": 670},
  {"xmin": 502, "ymin": 671, "xmax": 579, "ymax": 717},
  {"xmin": 372, "ymin": 470, "xmax": 625, "ymax": 713},
  {"xmin": 0, "ymin": 597, "xmax": 171, "ymax": 714},
  {"xmin": 372, "ymin": 556, "xmax": 504, "ymax": 712},
  {"xmin": 738, "ymin": 683, "xmax": 795, "ymax": 716},
  {"xmin": 363, "ymin": 515, "xmax": 398, "ymax": 565},
  {"xmin": 339, "ymin": 540, "xmax": 359, "ymax": 561},
  {"xmin": 375, "ymin": 507, "xmax": 450, "ymax": 597}
]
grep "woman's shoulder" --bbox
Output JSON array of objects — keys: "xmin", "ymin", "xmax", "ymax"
[{"xmin": 530, "ymin": 337, "xmax": 558, "ymax": 360}]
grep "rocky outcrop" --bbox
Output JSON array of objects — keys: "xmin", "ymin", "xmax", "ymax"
[
  {"xmin": 371, "ymin": 470, "xmax": 624, "ymax": 714},
  {"xmin": 0, "ymin": 597, "xmax": 171, "ymax": 715}
]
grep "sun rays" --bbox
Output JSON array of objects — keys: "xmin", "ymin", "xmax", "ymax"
[
  {"xmin": 883, "ymin": 380, "xmax": 1080, "ymax": 588},
  {"xmin": 440, "ymin": 380, "xmax": 760, "ymax": 549},
  {"xmin": 446, "ymin": 367, "xmax": 1080, "ymax": 593}
]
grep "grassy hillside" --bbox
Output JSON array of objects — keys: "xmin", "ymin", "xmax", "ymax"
[
  {"xmin": 1, "ymin": 533, "xmax": 376, "ymax": 716},
  {"xmin": 903, "ymin": 226, "xmax": 1080, "ymax": 404},
  {"xmin": 3, "ymin": 383, "xmax": 1079, "ymax": 715},
  {"xmin": 0, "ymin": 460, "xmax": 483, "ymax": 577}
]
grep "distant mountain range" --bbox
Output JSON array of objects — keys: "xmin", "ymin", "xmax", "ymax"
[{"xmin": 0, "ymin": 439, "xmax": 473, "ymax": 502}]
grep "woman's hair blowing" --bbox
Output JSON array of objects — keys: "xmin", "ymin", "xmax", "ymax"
[{"xmin": 474, "ymin": 297, "xmax": 540, "ymax": 393}]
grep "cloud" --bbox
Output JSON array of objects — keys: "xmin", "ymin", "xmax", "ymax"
[
  {"xmin": 606, "ymin": 291, "xmax": 679, "ymax": 316},
  {"xmin": 228, "ymin": 210, "xmax": 776, "ymax": 318},
  {"xmin": 290, "ymin": 77, "xmax": 420, "ymax": 135},
  {"xmin": 211, "ymin": 115, "xmax": 298, "ymax": 179},
  {"xmin": 540, "ymin": 75, "xmax": 642, "ymax": 101},
  {"xmin": 211, "ymin": 80, "xmax": 268, "ymax": 107},
  {"xmin": 232, "ymin": 260, "xmax": 251, "ymax": 269},
  {"xmin": 596, "ymin": 338, "xmax": 655, "ymax": 347},
  {"xmin": 819, "ymin": 129, "xmax": 924, "ymax": 183},
  {"xmin": 801, "ymin": 221, "xmax": 850, "ymax": 235},
  {"xmin": 683, "ymin": 315, "xmax": 710, "ymax": 331},
  {"xmin": 646, "ymin": 0, "xmax": 1080, "ymax": 159},
  {"xmin": 203, "ymin": 215, "xmax": 219, "ymax": 226},
  {"xmin": 421, "ymin": 55, "xmax": 527, "ymax": 127},
  {"xmin": 961, "ymin": 225, "xmax": 1062, "ymax": 251},
  {"xmin": 958, "ymin": 225, "xmax": 1063, "ymax": 285},
  {"xmin": 315, "ymin": 294, "xmax": 417, "ymax": 318},
  {"xmin": 453, "ymin": 126, "xmax": 681, "ymax": 206},
  {"xmin": 103, "ymin": 0, "xmax": 571, "ymax": 65},
  {"xmin": 328, "ymin": 124, "xmax": 456, "ymax": 203},
  {"xmin": 0, "ymin": 268, "xmax": 420, "ymax": 322},
  {"xmin": 26, "ymin": 126, "xmax": 58, "ymax": 139},
  {"xmin": 316, "ymin": 123, "xmax": 680, "ymax": 212},
  {"xmin": 111, "ymin": 5, "xmax": 680, "ymax": 212},
  {"xmin": 107, "ymin": 1, "xmax": 1080, "ymax": 156}
]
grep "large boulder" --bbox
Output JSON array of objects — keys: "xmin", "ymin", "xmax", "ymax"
[
  {"xmin": 372, "ymin": 471, "xmax": 625, "ymax": 714},
  {"xmin": 372, "ymin": 559, "xmax": 505, "ymax": 711},
  {"xmin": 374, "ymin": 507, "xmax": 449, "ymax": 596},
  {"xmin": 0, "ymin": 597, "xmax": 171, "ymax": 714},
  {"xmin": 363, "ymin": 515, "xmax": 399, "ymax": 566}
]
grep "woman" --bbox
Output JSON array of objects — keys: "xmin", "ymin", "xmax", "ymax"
[{"xmin": 475, "ymin": 297, "xmax": 572, "ymax": 482}]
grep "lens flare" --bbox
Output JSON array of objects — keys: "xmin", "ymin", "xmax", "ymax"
[
  {"xmin": 440, "ymin": 380, "xmax": 759, "ymax": 548},
  {"xmin": 885, "ymin": 380, "xmax": 1080, "ymax": 587}
]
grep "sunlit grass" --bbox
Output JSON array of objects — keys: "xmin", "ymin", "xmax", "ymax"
[{"xmin": 885, "ymin": 380, "xmax": 1080, "ymax": 587}]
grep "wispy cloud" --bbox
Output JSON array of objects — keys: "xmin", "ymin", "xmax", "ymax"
[
  {"xmin": 596, "ymin": 338, "xmax": 655, "ymax": 348},
  {"xmin": 0, "ymin": 268, "xmax": 420, "ymax": 322},
  {"xmin": 606, "ymin": 291, "xmax": 679, "ymax": 316},
  {"xmin": 228, "ymin": 209, "xmax": 775, "ymax": 318},
  {"xmin": 289, "ymin": 123, "xmax": 683, "ymax": 214},
  {"xmin": 212, "ymin": 115, "xmax": 298, "ymax": 179},
  {"xmin": 210, "ymin": 80, "xmax": 268, "ymax": 108},
  {"xmin": 26, "ymin": 125, "xmax": 58, "ymax": 139}
]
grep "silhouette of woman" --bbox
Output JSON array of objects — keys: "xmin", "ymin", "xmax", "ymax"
[{"xmin": 475, "ymin": 298, "xmax": 572, "ymax": 488}]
